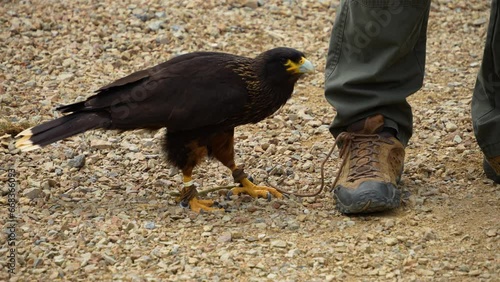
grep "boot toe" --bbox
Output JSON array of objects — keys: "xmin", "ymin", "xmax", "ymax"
[{"xmin": 333, "ymin": 181, "xmax": 401, "ymax": 214}]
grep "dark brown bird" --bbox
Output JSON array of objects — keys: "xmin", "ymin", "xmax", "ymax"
[{"xmin": 15, "ymin": 47, "xmax": 314, "ymax": 212}]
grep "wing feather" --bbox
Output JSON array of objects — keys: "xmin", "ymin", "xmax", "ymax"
[{"xmin": 58, "ymin": 52, "xmax": 249, "ymax": 132}]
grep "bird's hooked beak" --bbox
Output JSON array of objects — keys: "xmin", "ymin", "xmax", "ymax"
[{"xmin": 285, "ymin": 57, "xmax": 315, "ymax": 75}]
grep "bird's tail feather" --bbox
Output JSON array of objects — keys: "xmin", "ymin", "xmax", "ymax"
[
  {"xmin": 56, "ymin": 101, "xmax": 86, "ymax": 113},
  {"xmin": 15, "ymin": 112, "xmax": 110, "ymax": 151}
]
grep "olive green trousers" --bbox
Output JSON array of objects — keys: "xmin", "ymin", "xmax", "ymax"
[{"xmin": 325, "ymin": 0, "xmax": 500, "ymax": 158}]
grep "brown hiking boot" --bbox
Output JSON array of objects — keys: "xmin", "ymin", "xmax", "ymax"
[
  {"xmin": 484, "ymin": 156, "xmax": 500, "ymax": 184},
  {"xmin": 332, "ymin": 115, "xmax": 405, "ymax": 213}
]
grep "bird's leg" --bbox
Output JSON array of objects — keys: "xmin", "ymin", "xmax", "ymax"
[
  {"xmin": 179, "ymin": 174, "xmax": 223, "ymax": 213},
  {"xmin": 209, "ymin": 131, "xmax": 283, "ymax": 200},
  {"xmin": 228, "ymin": 167, "xmax": 283, "ymax": 199}
]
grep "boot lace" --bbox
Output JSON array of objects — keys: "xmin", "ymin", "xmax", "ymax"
[{"xmin": 331, "ymin": 132, "xmax": 395, "ymax": 189}]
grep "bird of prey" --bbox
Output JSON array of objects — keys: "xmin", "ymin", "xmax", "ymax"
[{"xmin": 15, "ymin": 47, "xmax": 314, "ymax": 212}]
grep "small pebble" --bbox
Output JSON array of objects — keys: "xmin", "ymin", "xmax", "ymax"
[{"xmin": 270, "ymin": 240, "xmax": 287, "ymax": 248}]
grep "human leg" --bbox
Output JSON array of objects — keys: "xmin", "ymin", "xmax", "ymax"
[
  {"xmin": 472, "ymin": 0, "xmax": 500, "ymax": 183},
  {"xmin": 324, "ymin": 0, "xmax": 431, "ymax": 213}
]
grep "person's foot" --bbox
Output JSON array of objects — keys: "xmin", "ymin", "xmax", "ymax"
[
  {"xmin": 332, "ymin": 115, "xmax": 405, "ymax": 214},
  {"xmin": 483, "ymin": 156, "xmax": 500, "ymax": 184}
]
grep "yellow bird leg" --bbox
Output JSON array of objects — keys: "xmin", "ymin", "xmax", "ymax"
[
  {"xmin": 179, "ymin": 176, "xmax": 223, "ymax": 213},
  {"xmin": 183, "ymin": 175, "xmax": 193, "ymax": 185},
  {"xmin": 230, "ymin": 177, "xmax": 283, "ymax": 199},
  {"xmin": 187, "ymin": 198, "xmax": 223, "ymax": 213}
]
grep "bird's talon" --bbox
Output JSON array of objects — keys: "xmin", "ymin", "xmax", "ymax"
[
  {"xmin": 226, "ymin": 190, "xmax": 233, "ymax": 200},
  {"xmin": 266, "ymin": 192, "xmax": 272, "ymax": 201},
  {"xmin": 213, "ymin": 201, "xmax": 225, "ymax": 209},
  {"xmin": 179, "ymin": 197, "xmax": 224, "ymax": 213}
]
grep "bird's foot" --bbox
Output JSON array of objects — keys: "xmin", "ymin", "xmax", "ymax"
[
  {"xmin": 179, "ymin": 184, "xmax": 224, "ymax": 213},
  {"xmin": 180, "ymin": 197, "xmax": 224, "ymax": 213},
  {"xmin": 228, "ymin": 178, "xmax": 283, "ymax": 200}
]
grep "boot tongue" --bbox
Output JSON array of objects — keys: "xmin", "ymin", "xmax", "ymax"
[{"xmin": 347, "ymin": 114, "xmax": 385, "ymax": 134}]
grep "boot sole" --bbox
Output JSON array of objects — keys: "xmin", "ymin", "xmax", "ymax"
[{"xmin": 333, "ymin": 181, "xmax": 401, "ymax": 214}]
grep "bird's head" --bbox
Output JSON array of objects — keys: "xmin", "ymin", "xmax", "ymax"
[{"xmin": 256, "ymin": 47, "xmax": 315, "ymax": 84}]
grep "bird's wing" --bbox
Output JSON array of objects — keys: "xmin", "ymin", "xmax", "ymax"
[
  {"xmin": 97, "ymin": 52, "xmax": 224, "ymax": 92},
  {"xmin": 58, "ymin": 53, "xmax": 250, "ymax": 132}
]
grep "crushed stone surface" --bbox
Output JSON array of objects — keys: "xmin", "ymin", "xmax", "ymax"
[{"xmin": 1, "ymin": 0, "xmax": 498, "ymax": 281}]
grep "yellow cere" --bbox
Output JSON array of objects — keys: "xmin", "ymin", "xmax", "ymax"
[{"xmin": 285, "ymin": 57, "xmax": 308, "ymax": 73}]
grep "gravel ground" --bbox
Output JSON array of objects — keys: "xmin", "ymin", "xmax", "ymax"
[{"xmin": 1, "ymin": 0, "xmax": 499, "ymax": 281}]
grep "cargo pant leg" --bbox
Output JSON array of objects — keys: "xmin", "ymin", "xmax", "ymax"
[
  {"xmin": 472, "ymin": 0, "xmax": 500, "ymax": 158},
  {"xmin": 324, "ymin": 0, "xmax": 431, "ymax": 146}
]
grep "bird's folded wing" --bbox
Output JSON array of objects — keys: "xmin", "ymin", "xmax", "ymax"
[{"xmin": 57, "ymin": 53, "xmax": 250, "ymax": 132}]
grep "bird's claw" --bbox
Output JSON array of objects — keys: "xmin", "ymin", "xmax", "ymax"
[
  {"xmin": 179, "ymin": 200, "xmax": 190, "ymax": 208},
  {"xmin": 225, "ymin": 189, "xmax": 271, "ymax": 201},
  {"xmin": 179, "ymin": 197, "xmax": 224, "ymax": 213},
  {"xmin": 226, "ymin": 190, "xmax": 233, "ymax": 200},
  {"xmin": 229, "ymin": 185, "xmax": 282, "ymax": 200}
]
